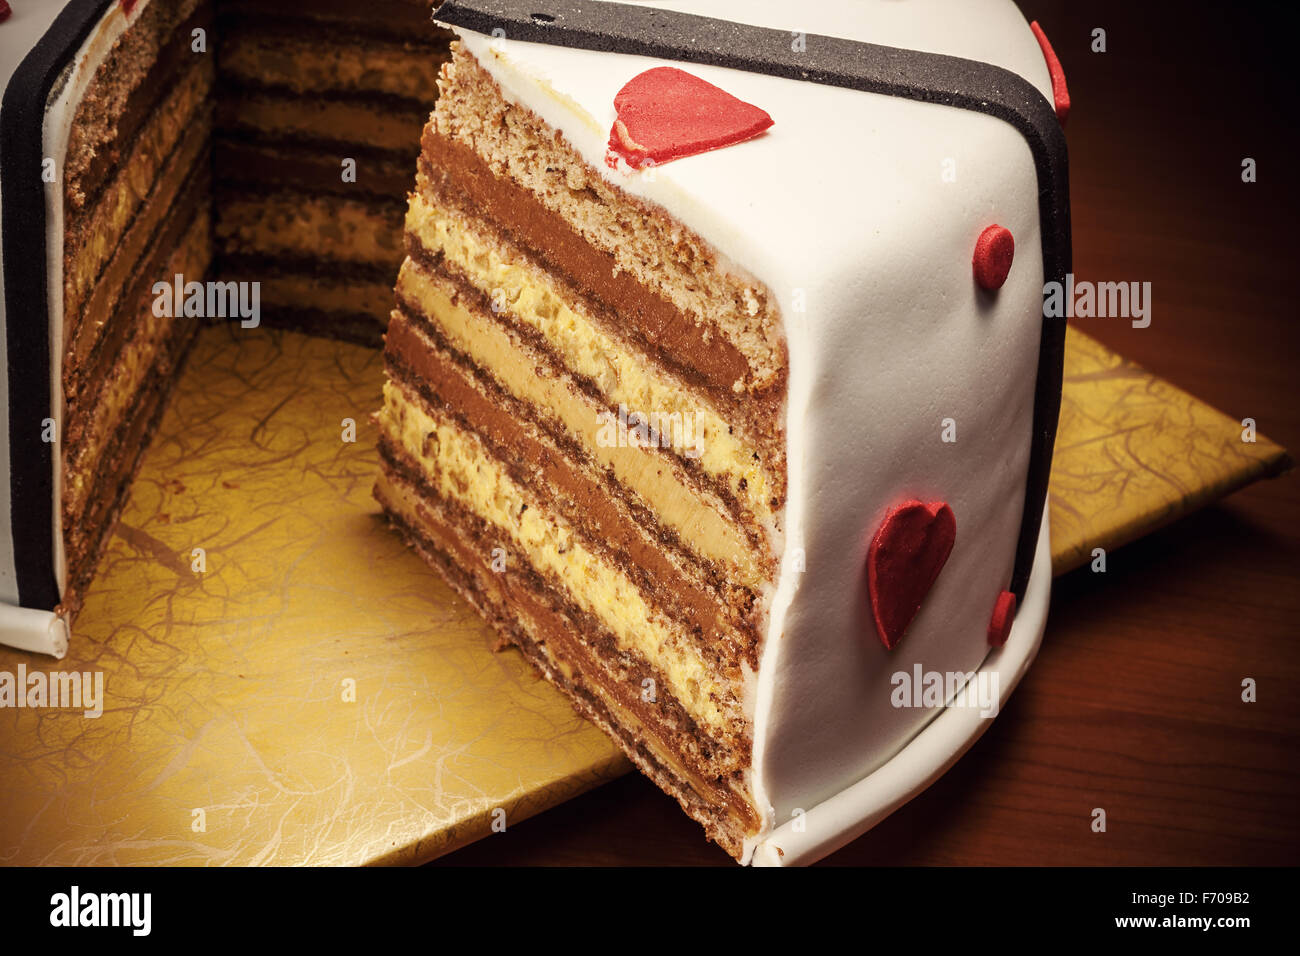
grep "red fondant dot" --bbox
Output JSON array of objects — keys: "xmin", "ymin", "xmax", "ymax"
[
  {"xmin": 973, "ymin": 224, "xmax": 1015, "ymax": 291},
  {"xmin": 987, "ymin": 590, "xmax": 1017, "ymax": 647},
  {"xmin": 1030, "ymin": 21, "xmax": 1070, "ymax": 127},
  {"xmin": 0, "ymin": 1, "xmax": 12, "ymax": 24}
]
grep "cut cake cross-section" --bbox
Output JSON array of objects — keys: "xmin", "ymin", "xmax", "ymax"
[{"xmin": 374, "ymin": 0, "xmax": 1069, "ymax": 862}]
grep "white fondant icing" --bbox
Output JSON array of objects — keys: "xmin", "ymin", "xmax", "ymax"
[
  {"xmin": 752, "ymin": 512, "xmax": 1052, "ymax": 866},
  {"xmin": 451, "ymin": 0, "xmax": 1056, "ymax": 863},
  {"xmin": 0, "ymin": 0, "xmax": 148, "ymax": 652}
]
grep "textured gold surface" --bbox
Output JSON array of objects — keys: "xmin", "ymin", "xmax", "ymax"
[
  {"xmin": 0, "ymin": 324, "xmax": 1288, "ymax": 865},
  {"xmin": 1049, "ymin": 327, "xmax": 1289, "ymax": 575},
  {"xmin": 0, "ymin": 327, "xmax": 627, "ymax": 866}
]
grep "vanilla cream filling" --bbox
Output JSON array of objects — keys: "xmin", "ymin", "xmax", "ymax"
[{"xmin": 222, "ymin": 94, "xmax": 420, "ymax": 152}]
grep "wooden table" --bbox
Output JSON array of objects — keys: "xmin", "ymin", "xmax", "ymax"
[{"xmin": 432, "ymin": 0, "xmax": 1300, "ymax": 865}]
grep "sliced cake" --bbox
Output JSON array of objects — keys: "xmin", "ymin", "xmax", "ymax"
[{"xmin": 375, "ymin": 0, "xmax": 1069, "ymax": 862}]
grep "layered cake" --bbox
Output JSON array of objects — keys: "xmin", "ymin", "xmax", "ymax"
[
  {"xmin": 2, "ymin": 0, "xmax": 1069, "ymax": 864},
  {"xmin": 0, "ymin": 0, "xmax": 447, "ymax": 653},
  {"xmin": 374, "ymin": 0, "xmax": 1069, "ymax": 862}
]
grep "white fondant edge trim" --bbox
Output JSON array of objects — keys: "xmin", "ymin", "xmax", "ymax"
[
  {"xmin": 0, "ymin": 604, "xmax": 70, "ymax": 659},
  {"xmin": 750, "ymin": 512, "xmax": 1052, "ymax": 866}
]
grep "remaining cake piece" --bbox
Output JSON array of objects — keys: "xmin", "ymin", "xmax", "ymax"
[
  {"xmin": 376, "ymin": 0, "xmax": 1068, "ymax": 863},
  {"xmin": 0, "ymin": 0, "xmax": 451, "ymax": 653}
]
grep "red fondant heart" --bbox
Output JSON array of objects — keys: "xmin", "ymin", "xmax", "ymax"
[
  {"xmin": 866, "ymin": 500, "xmax": 957, "ymax": 651},
  {"xmin": 608, "ymin": 67, "xmax": 773, "ymax": 169}
]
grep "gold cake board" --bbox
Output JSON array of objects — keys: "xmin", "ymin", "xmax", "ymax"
[{"xmin": 0, "ymin": 323, "xmax": 1288, "ymax": 865}]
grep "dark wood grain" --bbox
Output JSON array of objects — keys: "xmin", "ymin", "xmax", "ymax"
[{"xmin": 431, "ymin": 0, "xmax": 1300, "ymax": 867}]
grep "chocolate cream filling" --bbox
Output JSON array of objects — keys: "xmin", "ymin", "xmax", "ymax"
[
  {"xmin": 217, "ymin": 31, "xmax": 448, "ymax": 102},
  {"xmin": 494, "ymin": 598, "xmax": 759, "ymax": 858},
  {"xmin": 218, "ymin": 309, "xmax": 386, "ymax": 350},
  {"xmin": 219, "ymin": 80, "xmax": 434, "ymax": 122},
  {"xmin": 215, "ymin": 199, "xmax": 403, "ymax": 275},
  {"xmin": 216, "ymin": 251, "xmax": 399, "ymax": 285},
  {"xmin": 390, "ymin": 283, "xmax": 763, "ymax": 604},
  {"xmin": 213, "ymin": 139, "xmax": 414, "ymax": 200},
  {"xmin": 217, "ymin": 14, "xmax": 451, "ymax": 50},
  {"xmin": 218, "ymin": 0, "xmax": 449, "ymax": 38}
]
